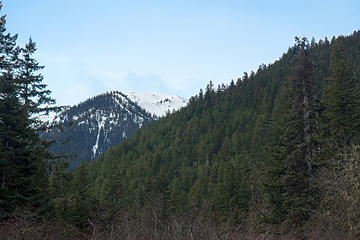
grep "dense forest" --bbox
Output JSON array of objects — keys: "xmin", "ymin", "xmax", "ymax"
[{"xmin": 1, "ymin": 2, "xmax": 360, "ymax": 239}]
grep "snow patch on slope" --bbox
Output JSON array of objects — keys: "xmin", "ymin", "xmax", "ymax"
[
  {"xmin": 126, "ymin": 92, "xmax": 188, "ymax": 117},
  {"xmin": 92, "ymin": 116, "xmax": 106, "ymax": 158}
]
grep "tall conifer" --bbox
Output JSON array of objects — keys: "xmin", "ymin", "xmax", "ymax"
[
  {"xmin": 282, "ymin": 37, "xmax": 316, "ymax": 223},
  {"xmin": 0, "ymin": 6, "xmax": 26, "ymax": 215},
  {"xmin": 0, "ymin": 3, "xmax": 58, "ymax": 216}
]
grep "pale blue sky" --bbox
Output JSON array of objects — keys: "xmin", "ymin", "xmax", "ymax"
[{"xmin": 3, "ymin": 0, "xmax": 360, "ymax": 105}]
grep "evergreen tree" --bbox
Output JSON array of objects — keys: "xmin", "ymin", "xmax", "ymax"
[
  {"xmin": 0, "ymin": 66, "xmax": 27, "ymax": 215},
  {"xmin": 68, "ymin": 161, "xmax": 93, "ymax": 228},
  {"xmin": 18, "ymin": 38, "xmax": 60, "ymax": 130},
  {"xmin": 0, "ymin": 8, "xmax": 27, "ymax": 215},
  {"xmin": 0, "ymin": 4, "xmax": 58, "ymax": 216},
  {"xmin": 282, "ymin": 37, "xmax": 316, "ymax": 223},
  {"xmin": 261, "ymin": 113, "xmax": 287, "ymax": 223},
  {"xmin": 49, "ymin": 158, "xmax": 72, "ymax": 219}
]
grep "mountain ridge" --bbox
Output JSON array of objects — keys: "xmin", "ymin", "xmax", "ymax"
[{"xmin": 43, "ymin": 90, "xmax": 187, "ymax": 169}]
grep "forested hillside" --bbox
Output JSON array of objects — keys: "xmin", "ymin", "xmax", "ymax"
[{"xmin": 44, "ymin": 31, "xmax": 360, "ymax": 238}]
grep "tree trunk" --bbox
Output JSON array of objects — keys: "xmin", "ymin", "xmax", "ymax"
[{"xmin": 303, "ymin": 59, "xmax": 313, "ymax": 187}]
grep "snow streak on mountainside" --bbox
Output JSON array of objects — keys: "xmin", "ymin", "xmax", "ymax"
[
  {"xmin": 43, "ymin": 91, "xmax": 153, "ymax": 169},
  {"xmin": 126, "ymin": 92, "xmax": 188, "ymax": 117}
]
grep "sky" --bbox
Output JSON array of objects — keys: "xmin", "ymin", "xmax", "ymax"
[{"xmin": 2, "ymin": 0, "xmax": 360, "ymax": 106}]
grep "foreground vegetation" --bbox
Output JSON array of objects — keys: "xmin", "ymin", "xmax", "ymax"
[
  {"xmin": 1, "ymin": 1, "xmax": 360, "ymax": 238},
  {"xmin": 0, "ymin": 207, "xmax": 353, "ymax": 240}
]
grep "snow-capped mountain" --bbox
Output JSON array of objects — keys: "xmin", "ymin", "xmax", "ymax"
[
  {"xmin": 127, "ymin": 92, "xmax": 188, "ymax": 117},
  {"xmin": 43, "ymin": 91, "xmax": 188, "ymax": 169},
  {"xmin": 43, "ymin": 91, "xmax": 153, "ymax": 169}
]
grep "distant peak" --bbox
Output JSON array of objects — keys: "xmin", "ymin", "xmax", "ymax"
[{"xmin": 126, "ymin": 92, "xmax": 188, "ymax": 117}]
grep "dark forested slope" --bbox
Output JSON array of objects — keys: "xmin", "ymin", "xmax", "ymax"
[
  {"xmin": 88, "ymin": 31, "xmax": 360, "ymax": 214},
  {"xmin": 50, "ymin": 31, "xmax": 360, "ymax": 238}
]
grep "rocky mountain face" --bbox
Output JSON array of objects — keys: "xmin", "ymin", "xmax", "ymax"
[{"xmin": 43, "ymin": 91, "xmax": 187, "ymax": 169}]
